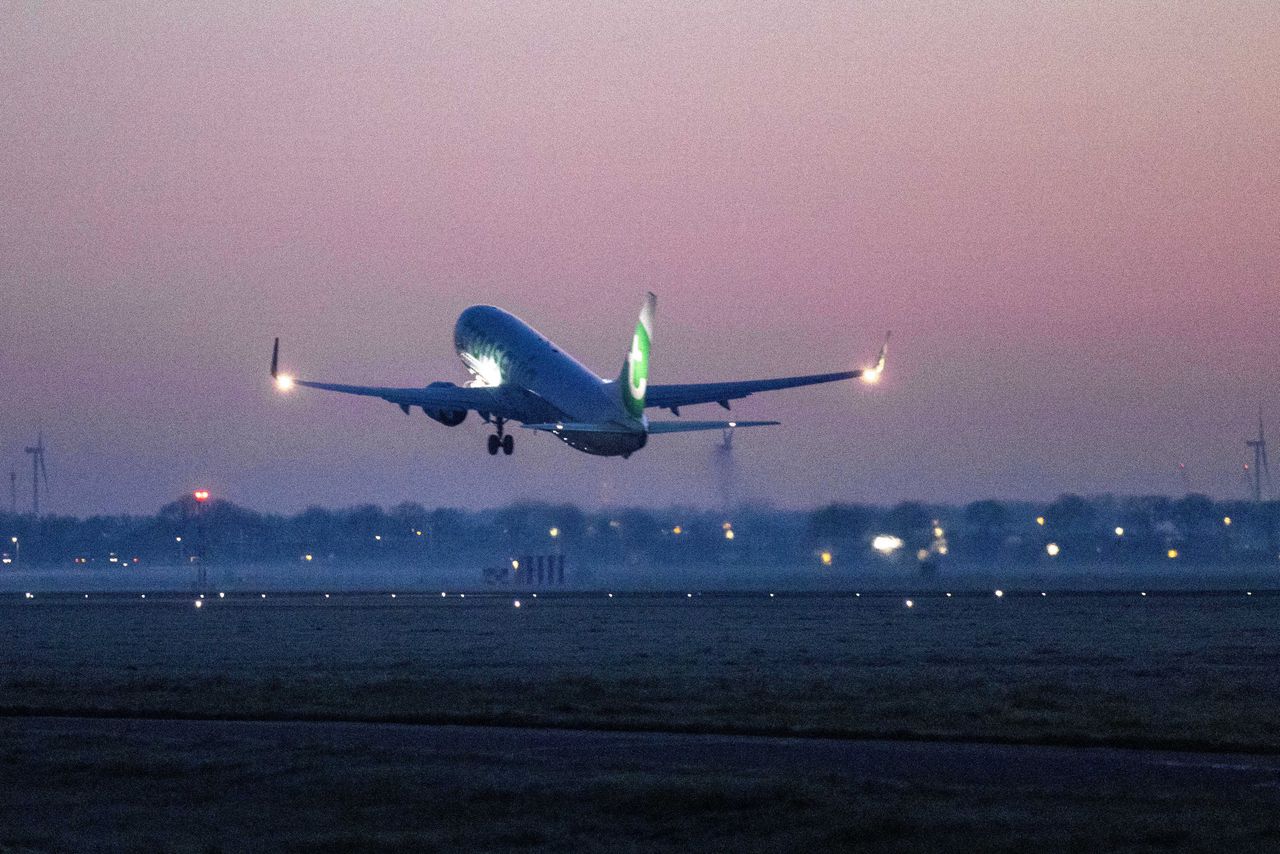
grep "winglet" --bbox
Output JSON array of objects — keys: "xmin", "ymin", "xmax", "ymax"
[
  {"xmin": 862, "ymin": 332, "xmax": 889, "ymax": 384},
  {"xmin": 270, "ymin": 337, "xmax": 280, "ymax": 379}
]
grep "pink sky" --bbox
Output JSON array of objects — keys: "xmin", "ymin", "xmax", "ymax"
[{"xmin": 1, "ymin": 2, "xmax": 1278, "ymax": 514}]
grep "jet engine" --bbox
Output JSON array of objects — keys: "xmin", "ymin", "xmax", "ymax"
[{"xmin": 423, "ymin": 382, "xmax": 467, "ymax": 426}]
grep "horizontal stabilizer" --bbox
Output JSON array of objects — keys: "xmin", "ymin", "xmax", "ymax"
[
  {"xmin": 521, "ymin": 422, "xmax": 640, "ymax": 434},
  {"xmin": 646, "ymin": 420, "xmax": 778, "ymax": 434}
]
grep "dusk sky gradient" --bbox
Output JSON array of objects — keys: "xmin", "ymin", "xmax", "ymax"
[{"xmin": 2, "ymin": 2, "xmax": 1278, "ymax": 515}]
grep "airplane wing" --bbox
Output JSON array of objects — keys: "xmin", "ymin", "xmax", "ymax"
[
  {"xmin": 645, "ymin": 334, "xmax": 888, "ymax": 414},
  {"xmin": 270, "ymin": 338, "xmax": 511, "ymax": 418}
]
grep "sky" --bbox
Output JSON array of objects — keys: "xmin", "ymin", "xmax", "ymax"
[{"xmin": 1, "ymin": 2, "xmax": 1278, "ymax": 516}]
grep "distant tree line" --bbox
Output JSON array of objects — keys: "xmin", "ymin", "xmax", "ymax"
[{"xmin": 1, "ymin": 493, "xmax": 1277, "ymax": 570}]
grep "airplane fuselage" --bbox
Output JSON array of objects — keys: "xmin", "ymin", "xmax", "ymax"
[{"xmin": 453, "ymin": 305, "xmax": 648, "ymax": 457}]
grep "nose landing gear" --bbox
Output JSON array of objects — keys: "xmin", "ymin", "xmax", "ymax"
[{"xmin": 487, "ymin": 419, "xmax": 515, "ymax": 456}]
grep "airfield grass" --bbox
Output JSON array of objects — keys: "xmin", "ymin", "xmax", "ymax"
[
  {"xmin": 2, "ymin": 719, "xmax": 1280, "ymax": 852},
  {"xmin": 3, "ymin": 592, "xmax": 1280, "ymax": 850},
  {"xmin": 2, "ymin": 592, "xmax": 1280, "ymax": 752}
]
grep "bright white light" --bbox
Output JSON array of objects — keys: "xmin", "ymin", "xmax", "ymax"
[
  {"xmin": 140, "ymin": 594, "xmax": 146, "ymax": 599},
  {"xmin": 769, "ymin": 593, "xmax": 775, "ymax": 598},
  {"xmin": 687, "ymin": 593, "xmax": 693, "ymax": 598},
  {"xmin": 1141, "ymin": 591, "xmax": 1147, "ymax": 597},
  {"xmin": 275, "ymin": 373, "xmax": 295, "ymax": 392},
  {"xmin": 1046, "ymin": 543, "xmax": 1060, "ymax": 557},
  {"xmin": 861, "ymin": 365, "xmax": 882, "ymax": 385},
  {"xmin": 994, "ymin": 589, "xmax": 1004, "ymax": 598},
  {"xmin": 324, "ymin": 593, "xmax": 330, "ymax": 599},
  {"xmin": 441, "ymin": 592, "xmax": 446, "ymax": 597},
  {"xmin": 24, "ymin": 592, "xmax": 32, "ymax": 599},
  {"xmin": 514, "ymin": 599, "xmax": 521, "ymax": 608},
  {"xmin": 1247, "ymin": 591, "xmax": 1253, "ymax": 596},
  {"xmin": 932, "ymin": 526, "xmax": 944, "ymax": 539},
  {"xmin": 904, "ymin": 599, "xmax": 914, "ymax": 608},
  {"xmin": 84, "ymin": 594, "xmax": 88, "ymax": 599},
  {"xmin": 728, "ymin": 421, "xmax": 737, "ymax": 428},
  {"xmin": 549, "ymin": 527, "xmax": 559, "ymax": 538},
  {"xmin": 532, "ymin": 593, "xmax": 537, "ymax": 598},
  {"xmin": 871, "ymin": 534, "xmax": 904, "ymax": 555},
  {"xmin": 218, "ymin": 592, "xmax": 225, "ymax": 598},
  {"xmin": 374, "ymin": 535, "xmax": 382, "ymax": 541},
  {"xmin": 1036, "ymin": 516, "xmax": 1045, "ymax": 526},
  {"xmin": 1223, "ymin": 516, "xmax": 1232, "ymax": 526},
  {"xmin": 1114, "ymin": 527, "xmax": 1125, "ymax": 537},
  {"xmin": 946, "ymin": 592, "xmax": 952, "ymax": 597},
  {"xmin": 607, "ymin": 593, "xmax": 613, "ymax": 598},
  {"xmin": 390, "ymin": 593, "xmax": 396, "ymax": 598},
  {"xmin": 1041, "ymin": 592, "xmax": 1047, "ymax": 597},
  {"xmin": 194, "ymin": 600, "xmax": 203, "ymax": 609},
  {"xmin": 260, "ymin": 593, "xmax": 266, "ymax": 599},
  {"xmin": 460, "ymin": 352, "xmax": 503, "ymax": 387},
  {"xmin": 724, "ymin": 529, "xmax": 735, "ymax": 540},
  {"xmin": 460, "ymin": 593, "xmax": 465, "ymax": 598}
]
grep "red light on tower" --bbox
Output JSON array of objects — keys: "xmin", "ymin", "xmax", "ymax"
[{"xmin": 193, "ymin": 490, "xmax": 210, "ymax": 503}]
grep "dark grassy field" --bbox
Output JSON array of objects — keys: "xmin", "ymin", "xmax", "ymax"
[
  {"xmin": 2, "ymin": 591, "xmax": 1279, "ymax": 751},
  {"xmin": 2, "ymin": 591, "xmax": 1280, "ymax": 851}
]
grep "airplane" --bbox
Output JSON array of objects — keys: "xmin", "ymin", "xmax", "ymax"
[{"xmin": 270, "ymin": 293, "xmax": 887, "ymax": 458}]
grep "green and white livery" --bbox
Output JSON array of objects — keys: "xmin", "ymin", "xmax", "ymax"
[
  {"xmin": 270, "ymin": 292, "xmax": 887, "ymax": 459},
  {"xmin": 620, "ymin": 292, "xmax": 655, "ymax": 418}
]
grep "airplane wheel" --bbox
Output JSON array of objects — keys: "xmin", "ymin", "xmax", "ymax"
[
  {"xmin": 502, "ymin": 434, "xmax": 514, "ymax": 455},
  {"xmin": 487, "ymin": 434, "xmax": 500, "ymax": 455}
]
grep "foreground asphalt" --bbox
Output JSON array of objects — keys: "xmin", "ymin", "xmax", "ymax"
[{"xmin": 10, "ymin": 715, "xmax": 1280, "ymax": 800}]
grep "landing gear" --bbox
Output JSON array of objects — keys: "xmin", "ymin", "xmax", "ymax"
[{"xmin": 487, "ymin": 419, "xmax": 514, "ymax": 456}]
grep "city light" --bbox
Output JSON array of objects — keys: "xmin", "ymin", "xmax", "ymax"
[
  {"xmin": 672, "ymin": 525, "xmax": 683, "ymax": 535},
  {"xmin": 514, "ymin": 599, "xmax": 521, "ymax": 608},
  {"xmin": 193, "ymin": 490, "xmax": 210, "ymax": 503},
  {"xmin": 905, "ymin": 599, "xmax": 914, "ymax": 608},
  {"xmin": 304, "ymin": 554, "xmax": 313, "ymax": 562},
  {"xmin": 1114, "ymin": 527, "xmax": 1124, "ymax": 537},
  {"xmin": 994, "ymin": 589, "xmax": 1004, "ymax": 598},
  {"xmin": 274, "ymin": 373, "xmax": 295, "ymax": 392},
  {"xmin": 1223, "ymin": 516, "xmax": 1232, "ymax": 526},
  {"xmin": 724, "ymin": 529, "xmax": 735, "ymax": 540},
  {"xmin": 1046, "ymin": 543, "xmax": 1060, "ymax": 557},
  {"xmin": 871, "ymin": 534, "xmax": 903, "ymax": 555},
  {"xmin": 194, "ymin": 599, "xmax": 202, "ymax": 609},
  {"xmin": 549, "ymin": 527, "xmax": 560, "ymax": 538},
  {"xmin": 512, "ymin": 559, "xmax": 520, "ymax": 570},
  {"xmin": 1167, "ymin": 548, "xmax": 1179, "ymax": 559},
  {"xmin": 374, "ymin": 535, "xmax": 382, "ymax": 541},
  {"xmin": 1036, "ymin": 516, "xmax": 1045, "ymax": 526},
  {"xmin": 218, "ymin": 592, "xmax": 225, "ymax": 598},
  {"xmin": 820, "ymin": 550, "xmax": 833, "ymax": 566}
]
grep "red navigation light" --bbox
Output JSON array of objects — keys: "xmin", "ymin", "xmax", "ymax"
[{"xmin": 193, "ymin": 490, "xmax": 210, "ymax": 503}]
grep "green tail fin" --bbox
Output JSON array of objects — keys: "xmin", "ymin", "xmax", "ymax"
[{"xmin": 619, "ymin": 292, "xmax": 656, "ymax": 417}]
